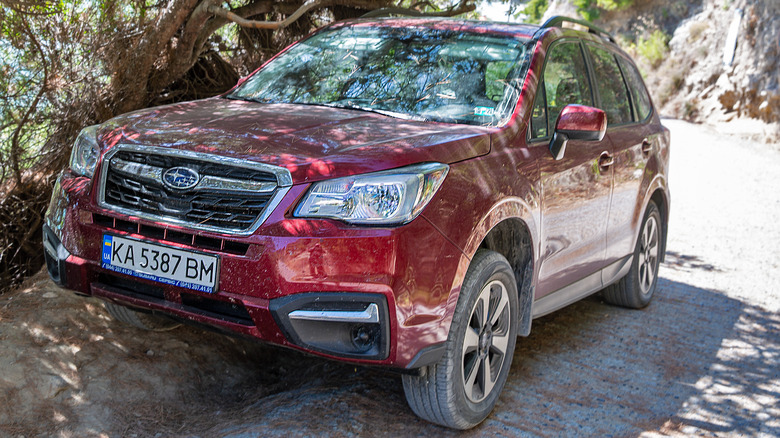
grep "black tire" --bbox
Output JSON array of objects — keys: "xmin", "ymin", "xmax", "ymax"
[
  {"xmin": 603, "ymin": 201, "xmax": 662, "ymax": 309},
  {"xmin": 402, "ymin": 250, "xmax": 519, "ymax": 429},
  {"xmin": 103, "ymin": 301, "xmax": 181, "ymax": 331}
]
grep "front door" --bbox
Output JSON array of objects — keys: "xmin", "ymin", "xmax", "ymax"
[{"xmin": 530, "ymin": 40, "xmax": 613, "ymax": 298}]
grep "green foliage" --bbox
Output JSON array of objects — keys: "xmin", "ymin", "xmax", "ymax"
[
  {"xmin": 572, "ymin": 0, "xmax": 601, "ymax": 21},
  {"xmin": 636, "ymin": 30, "xmax": 670, "ymax": 68},
  {"xmin": 522, "ymin": 0, "xmax": 549, "ymax": 24},
  {"xmin": 573, "ymin": 0, "xmax": 635, "ymax": 22},
  {"xmin": 596, "ymin": 0, "xmax": 635, "ymax": 11}
]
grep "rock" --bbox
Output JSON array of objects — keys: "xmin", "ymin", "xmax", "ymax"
[
  {"xmin": 40, "ymin": 374, "xmax": 69, "ymax": 399},
  {"xmin": 719, "ymin": 90, "xmax": 739, "ymax": 112}
]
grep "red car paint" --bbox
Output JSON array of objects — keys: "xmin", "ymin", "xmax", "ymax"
[{"xmin": 44, "ymin": 18, "xmax": 670, "ymax": 371}]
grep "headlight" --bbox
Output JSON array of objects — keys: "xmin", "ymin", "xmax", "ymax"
[
  {"xmin": 294, "ymin": 163, "xmax": 449, "ymax": 225},
  {"xmin": 69, "ymin": 125, "xmax": 100, "ymax": 178}
]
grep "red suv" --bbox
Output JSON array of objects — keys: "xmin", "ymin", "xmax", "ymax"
[{"xmin": 43, "ymin": 15, "xmax": 669, "ymax": 429}]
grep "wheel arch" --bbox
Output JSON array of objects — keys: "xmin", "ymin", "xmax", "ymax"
[
  {"xmin": 639, "ymin": 175, "xmax": 670, "ymax": 263},
  {"xmin": 649, "ymin": 187, "xmax": 669, "ymax": 262},
  {"xmin": 472, "ymin": 211, "xmax": 537, "ymax": 337}
]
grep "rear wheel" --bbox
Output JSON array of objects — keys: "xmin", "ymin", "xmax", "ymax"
[
  {"xmin": 103, "ymin": 301, "xmax": 181, "ymax": 331},
  {"xmin": 402, "ymin": 250, "xmax": 518, "ymax": 429},
  {"xmin": 603, "ymin": 202, "xmax": 662, "ymax": 308}
]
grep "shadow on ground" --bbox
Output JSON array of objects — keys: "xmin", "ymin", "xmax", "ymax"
[
  {"xmin": 1, "ymin": 267, "xmax": 777, "ymax": 437},
  {"xmin": 194, "ymin": 274, "xmax": 779, "ymax": 437}
]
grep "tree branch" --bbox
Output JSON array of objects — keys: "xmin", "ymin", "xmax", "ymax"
[
  {"xmin": 206, "ymin": 0, "xmax": 326, "ymax": 30},
  {"xmin": 9, "ymin": 17, "xmax": 48, "ymax": 186},
  {"xmin": 192, "ymin": 0, "xmax": 275, "ymax": 61},
  {"xmin": 207, "ymin": 0, "xmax": 474, "ymax": 30},
  {"xmin": 361, "ymin": 1, "xmax": 475, "ymax": 18}
]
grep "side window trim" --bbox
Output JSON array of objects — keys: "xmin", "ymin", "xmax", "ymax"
[
  {"xmin": 617, "ymin": 55, "xmax": 655, "ymax": 123},
  {"xmin": 581, "ymin": 41, "xmax": 601, "ymax": 114},
  {"xmin": 528, "ymin": 84, "xmax": 548, "ymax": 143},
  {"xmin": 613, "ymin": 54, "xmax": 638, "ymax": 122},
  {"xmin": 580, "ymin": 41, "xmax": 598, "ymax": 110},
  {"xmin": 582, "ymin": 42, "xmax": 635, "ymax": 128}
]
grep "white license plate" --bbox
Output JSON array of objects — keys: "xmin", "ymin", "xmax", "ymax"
[{"xmin": 101, "ymin": 235, "xmax": 219, "ymax": 293}]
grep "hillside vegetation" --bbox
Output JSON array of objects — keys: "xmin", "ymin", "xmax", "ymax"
[{"xmin": 543, "ymin": 0, "xmax": 779, "ymax": 141}]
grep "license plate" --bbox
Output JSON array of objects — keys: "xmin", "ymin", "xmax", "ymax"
[{"xmin": 101, "ymin": 235, "xmax": 219, "ymax": 293}]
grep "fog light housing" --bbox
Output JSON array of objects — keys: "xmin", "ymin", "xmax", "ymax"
[
  {"xmin": 42, "ymin": 223, "xmax": 70, "ymax": 286},
  {"xmin": 351, "ymin": 325, "xmax": 378, "ymax": 353},
  {"xmin": 270, "ymin": 293, "xmax": 390, "ymax": 360}
]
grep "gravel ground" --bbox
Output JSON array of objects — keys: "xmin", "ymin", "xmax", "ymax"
[{"xmin": 0, "ymin": 119, "xmax": 778, "ymax": 437}]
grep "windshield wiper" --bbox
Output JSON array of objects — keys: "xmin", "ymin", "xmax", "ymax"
[
  {"xmin": 223, "ymin": 96, "xmax": 427, "ymax": 122},
  {"xmin": 223, "ymin": 94, "xmax": 275, "ymax": 104},
  {"xmin": 328, "ymin": 102, "xmax": 427, "ymax": 121}
]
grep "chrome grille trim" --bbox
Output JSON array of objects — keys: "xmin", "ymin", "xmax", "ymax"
[
  {"xmin": 97, "ymin": 145, "xmax": 293, "ymax": 236},
  {"xmin": 111, "ymin": 158, "xmax": 278, "ymax": 193}
]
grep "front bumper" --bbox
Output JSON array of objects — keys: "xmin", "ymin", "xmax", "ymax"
[{"xmin": 44, "ymin": 171, "xmax": 466, "ymax": 369}]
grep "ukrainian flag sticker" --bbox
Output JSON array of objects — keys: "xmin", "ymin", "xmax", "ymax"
[{"xmin": 102, "ymin": 235, "xmax": 113, "ymax": 264}]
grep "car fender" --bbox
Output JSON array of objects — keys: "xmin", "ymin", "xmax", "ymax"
[
  {"xmin": 426, "ymin": 192, "xmax": 539, "ymax": 343},
  {"xmin": 633, "ymin": 172, "xmax": 670, "ymax": 258}
]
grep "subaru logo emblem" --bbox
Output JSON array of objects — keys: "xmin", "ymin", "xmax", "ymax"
[{"xmin": 162, "ymin": 167, "xmax": 200, "ymax": 190}]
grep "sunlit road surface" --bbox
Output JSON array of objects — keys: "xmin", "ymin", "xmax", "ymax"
[{"xmin": 1, "ymin": 120, "xmax": 777, "ymax": 437}]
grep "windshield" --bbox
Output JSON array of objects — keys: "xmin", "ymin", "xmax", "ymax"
[{"xmin": 228, "ymin": 24, "xmax": 529, "ymax": 126}]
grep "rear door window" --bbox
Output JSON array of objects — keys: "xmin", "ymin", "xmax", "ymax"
[
  {"xmin": 530, "ymin": 41, "xmax": 593, "ymax": 139},
  {"xmin": 586, "ymin": 44, "xmax": 632, "ymax": 125},
  {"xmin": 618, "ymin": 56, "xmax": 653, "ymax": 121}
]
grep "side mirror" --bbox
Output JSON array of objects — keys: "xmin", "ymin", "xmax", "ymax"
[{"xmin": 549, "ymin": 104, "xmax": 607, "ymax": 160}]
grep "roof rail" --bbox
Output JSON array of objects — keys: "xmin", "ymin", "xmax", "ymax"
[{"xmin": 534, "ymin": 16, "xmax": 616, "ymax": 43}]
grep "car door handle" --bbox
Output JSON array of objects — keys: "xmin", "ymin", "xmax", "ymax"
[
  {"xmin": 641, "ymin": 138, "xmax": 652, "ymax": 153},
  {"xmin": 599, "ymin": 152, "xmax": 614, "ymax": 168}
]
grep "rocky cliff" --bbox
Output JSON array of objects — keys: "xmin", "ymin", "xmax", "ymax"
[{"xmin": 543, "ymin": 0, "xmax": 779, "ymax": 141}]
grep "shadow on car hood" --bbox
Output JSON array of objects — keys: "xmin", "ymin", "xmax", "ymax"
[{"xmin": 99, "ymin": 98, "xmax": 491, "ymax": 183}]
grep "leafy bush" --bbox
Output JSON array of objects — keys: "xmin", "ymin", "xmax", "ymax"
[
  {"xmin": 637, "ymin": 30, "xmax": 670, "ymax": 68},
  {"xmin": 573, "ymin": 0, "xmax": 635, "ymax": 22},
  {"xmin": 597, "ymin": 0, "xmax": 635, "ymax": 10},
  {"xmin": 573, "ymin": 0, "xmax": 601, "ymax": 21},
  {"xmin": 523, "ymin": 0, "xmax": 549, "ymax": 24}
]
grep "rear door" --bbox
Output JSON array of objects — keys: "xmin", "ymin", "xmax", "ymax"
[{"xmin": 584, "ymin": 43, "xmax": 654, "ymax": 264}]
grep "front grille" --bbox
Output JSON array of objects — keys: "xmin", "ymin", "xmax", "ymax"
[
  {"xmin": 101, "ymin": 149, "xmax": 284, "ymax": 233},
  {"xmin": 93, "ymin": 213, "xmax": 250, "ymax": 255}
]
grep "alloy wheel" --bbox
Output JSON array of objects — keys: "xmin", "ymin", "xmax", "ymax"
[
  {"xmin": 461, "ymin": 279, "xmax": 512, "ymax": 403},
  {"xmin": 638, "ymin": 215, "xmax": 659, "ymax": 295}
]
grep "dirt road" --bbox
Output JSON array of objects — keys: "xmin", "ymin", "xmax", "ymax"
[{"xmin": 1, "ymin": 119, "xmax": 778, "ymax": 437}]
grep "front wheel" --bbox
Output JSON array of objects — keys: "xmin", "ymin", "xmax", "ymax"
[
  {"xmin": 402, "ymin": 250, "xmax": 518, "ymax": 429},
  {"xmin": 603, "ymin": 201, "xmax": 662, "ymax": 308}
]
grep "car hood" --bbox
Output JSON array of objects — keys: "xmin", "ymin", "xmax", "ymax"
[{"xmin": 99, "ymin": 98, "xmax": 491, "ymax": 184}]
